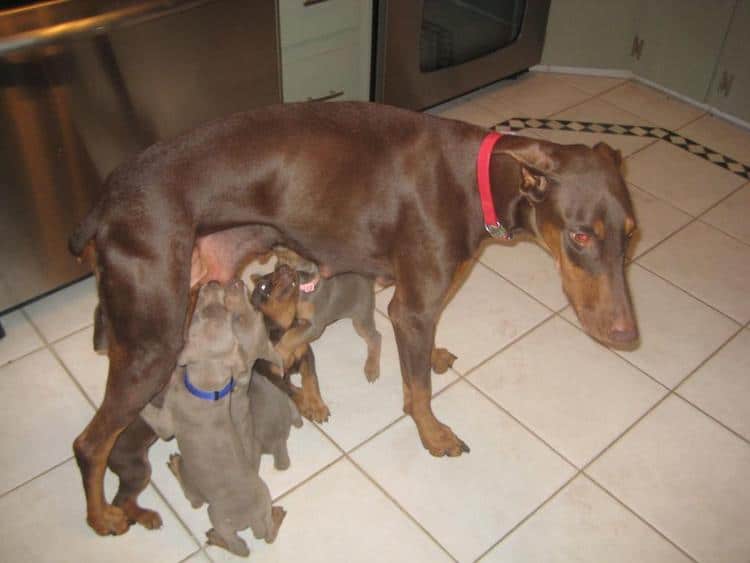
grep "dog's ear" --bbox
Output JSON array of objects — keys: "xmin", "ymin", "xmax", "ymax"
[
  {"xmin": 593, "ymin": 142, "xmax": 622, "ymax": 168},
  {"xmin": 178, "ymin": 338, "xmax": 200, "ymax": 365},
  {"xmin": 497, "ymin": 141, "xmax": 554, "ymax": 204},
  {"xmin": 518, "ymin": 164, "xmax": 549, "ymax": 204}
]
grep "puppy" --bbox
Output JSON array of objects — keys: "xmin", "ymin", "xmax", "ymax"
[
  {"xmin": 224, "ymin": 279, "xmax": 302, "ymax": 471},
  {"xmin": 251, "ymin": 253, "xmax": 457, "ymax": 422},
  {"xmin": 140, "ymin": 281, "xmax": 285, "ymax": 556}
]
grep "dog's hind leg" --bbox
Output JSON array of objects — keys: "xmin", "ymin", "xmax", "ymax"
[
  {"xmin": 108, "ymin": 416, "xmax": 160, "ymax": 529},
  {"xmin": 74, "ymin": 339, "xmax": 181, "ymax": 535},
  {"xmin": 74, "ymin": 230, "xmax": 192, "ymax": 535}
]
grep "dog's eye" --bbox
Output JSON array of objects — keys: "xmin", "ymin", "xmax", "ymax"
[
  {"xmin": 259, "ymin": 282, "xmax": 269, "ymax": 293},
  {"xmin": 569, "ymin": 231, "xmax": 591, "ymax": 246}
]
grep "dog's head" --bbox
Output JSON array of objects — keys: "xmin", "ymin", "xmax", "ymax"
[
  {"xmin": 250, "ymin": 264, "xmax": 300, "ymax": 331},
  {"xmin": 493, "ymin": 137, "xmax": 638, "ymax": 349},
  {"xmin": 180, "ymin": 281, "xmax": 245, "ymax": 372}
]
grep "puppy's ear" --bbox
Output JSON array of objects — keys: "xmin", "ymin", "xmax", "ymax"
[
  {"xmin": 178, "ymin": 337, "xmax": 200, "ymax": 365},
  {"xmin": 593, "ymin": 142, "xmax": 622, "ymax": 168}
]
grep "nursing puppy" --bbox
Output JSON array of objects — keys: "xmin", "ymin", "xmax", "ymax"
[
  {"xmin": 224, "ymin": 278, "xmax": 302, "ymax": 471},
  {"xmin": 252, "ymin": 251, "xmax": 457, "ymax": 422},
  {"xmin": 141, "ymin": 281, "xmax": 285, "ymax": 556}
]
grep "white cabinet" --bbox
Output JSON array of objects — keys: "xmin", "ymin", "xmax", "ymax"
[
  {"xmin": 630, "ymin": 0, "xmax": 735, "ymax": 101},
  {"xmin": 279, "ymin": 0, "xmax": 372, "ymax": 102},
  {"xmin": 707, "ymin": 0, "xmax": 750, "ymax": 122}
]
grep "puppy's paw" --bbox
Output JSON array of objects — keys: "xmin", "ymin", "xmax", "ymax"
[
  {"xmin": 265, "ymin": 506, "xmax": 287, "ymax": 544},
  {"xmin": 292, "ymin": 389, "xmax": 330, "ymax": 423},
  {"xmin": 207, "ymin": 528, "xmax": 250, "ymax": 557},
  {"xmin": 364, "ymin": 360, "xmax": 380, "ymax": 383}
]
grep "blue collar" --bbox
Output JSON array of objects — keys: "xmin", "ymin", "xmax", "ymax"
[{"xmin": 182, "ymin": 368, "xmax": 235, "ymax": 401}]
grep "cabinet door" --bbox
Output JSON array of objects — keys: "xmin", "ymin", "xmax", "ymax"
[
  {"xmin": 541, "ymin": 0, "xmax": 639, "ymax": 70},
  {"xmin": 707, "ymin": 0, "xmax": 750, "ymax": 122},
  {"xmin": 280, "ymin": 0, "xmax": 372, "ymax": 102},
  {"xmin": 632, "ymin": 0, "xmax": 734, "ymax": 100}
]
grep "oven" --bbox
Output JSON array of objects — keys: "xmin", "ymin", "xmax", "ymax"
[{"xmin": 374, "ymin": 0, "xmax": 550, "ymax": 110}]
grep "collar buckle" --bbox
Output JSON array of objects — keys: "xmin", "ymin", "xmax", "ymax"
[
  {"xmin": 485, "ymin": 221, "xmax": 511, "ymax": 239},
  {"xmin": 484, "ymin": 221, "xmax": 513, "ymax": 240}
]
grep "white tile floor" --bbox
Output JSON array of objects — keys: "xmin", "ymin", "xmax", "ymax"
[{"xmin": 1, "ymin": 72, "xmax": 749, "ymax": 563}]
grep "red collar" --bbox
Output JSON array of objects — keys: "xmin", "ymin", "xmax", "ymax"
[{"xmin": 477, "ymin": 131, "xmax": 511, "ymax": 239}]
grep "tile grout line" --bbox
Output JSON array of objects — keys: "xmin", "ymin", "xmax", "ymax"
[
  {"xmin": 633, "ymin": 258, "xmax": 747, "ymax": 327},
  {"xmin": 278, "ymin": 413, "xmax": 461, "ymax": 561},
  {"xmin": 0, "ymin": 455, "xmax": 73, "ymax": 501},
  {"xmin": 144, "ymin": 477, "xmax": 207, "ymax": 553},
  {"xmin": 346, "ymin": 456, "xmax": 460, "ymax": 563},
  {"xmin": 577, "ymin": 323, "xmax": 747, "ymax": 478},
  {"xmin": 177, "ymin": 549, "xmax": 207, "ymax": 563},
  {"xmin": 473, "ymin": 470, "xmax": 582, "ymax": 563},
  {"xmin": 552, "ymin": 310, "xmax": 673, "ymax": 393},
  {"xmin": 634, "ymin": 179, "xmax": 750, "ymax": 265},
  {"xmin": 460, "ymin": 370, "xmax": 579, "ymax": 470},
  {"xmin": 580, "ymin": 474, "xmax": 701, "ymax": 563}
]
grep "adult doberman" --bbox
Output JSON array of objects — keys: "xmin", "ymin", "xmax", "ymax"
[{"xmin": 70, "ymin": 101, "xmax": 637, "ymax": 535}]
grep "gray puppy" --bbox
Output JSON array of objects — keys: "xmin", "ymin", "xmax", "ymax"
[
  {"xmin": 140, "ymin": 280, "xmax": 285, "ymax": 557},
  {"xmin": 224, "ymin": 279, "xmax": 302, "ymax": 472}
]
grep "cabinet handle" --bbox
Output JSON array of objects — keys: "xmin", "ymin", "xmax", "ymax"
[
  {"xmin": 718, "ymin": 71, "xmax": 734, "ymax": 97},
  {"xmin": 303, "ymin": 0, "xmax": 331, "ymax": 6},
  {"xmin": 307, "ymin": 90, "xmax": 345, "ymax": 102}
]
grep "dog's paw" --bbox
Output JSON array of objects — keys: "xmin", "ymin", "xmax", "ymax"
[
  {"xmin": 364, "ymin": 362, "xmax": 380, "ymax": 383},
  {"xmin": 265, "ymin": 506, "xmax": 287, "ymax": 544},
  {"xmin": 88, "ymin": 504, "xmax": 130, "ymax": 536},
  {"xmin": 131, "ymin": 507, "xmax": 163, "ymax": 530},
  {"xmin": 417, "ymin": 420, "xmax": 470, "ymax": 458},
  {"xmin": 293, "ymin": 392, "xmax": 331, "ymax": 423},
  {"xmin": 206, "ymin": 528, "xmax": 250, "ymax": 557},
  {"xmin": 167, "ymin": 454, "xmax": 179, "ymax": 477},
  {"xmin": 431, "ymin": 347, "xmax": 457, "ymax": 374},
  {"xmin": 116, "ymin": 499, "xmax": 163, "ymax": 530}
]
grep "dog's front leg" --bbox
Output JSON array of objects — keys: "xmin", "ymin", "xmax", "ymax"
[{"xmin": 388, "ymin": 288, "xmax": 469, "ymax": 457}]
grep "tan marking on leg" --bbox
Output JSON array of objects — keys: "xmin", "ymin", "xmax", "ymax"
[
  {"xmin": 291, "ymin": 349, "xmax": 330, "ymax": 422},
  {"xmin": 409, "ymin": 384, "xmax": 469, "ymax": 457}
]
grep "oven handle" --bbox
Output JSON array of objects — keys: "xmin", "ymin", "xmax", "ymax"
[{"xmin": 0, "ymin": 0, "xmax": 217, "ymax": 56}]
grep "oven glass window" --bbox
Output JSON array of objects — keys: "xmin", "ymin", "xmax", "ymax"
[{"xmin": 420, "ymin": 0, "xmax": 526, "ymax": 72}]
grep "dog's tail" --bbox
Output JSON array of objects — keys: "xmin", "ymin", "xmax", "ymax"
[{"xmin": 68, "ymin": 201, "xmax": 103, "ymax": 258}]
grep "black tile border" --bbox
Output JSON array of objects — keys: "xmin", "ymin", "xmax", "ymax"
[{"xmin": 496, "ymin": 118, "xmax": 750, "ymax": 181}]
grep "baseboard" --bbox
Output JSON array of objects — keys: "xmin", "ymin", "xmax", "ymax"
[
  {"xmin": 532, "ymin": 65, "xmax": 750, "ymax": 132},
  {"xmin": 531, "ymin": 64, "xmax": 633, "ymax": 79}
]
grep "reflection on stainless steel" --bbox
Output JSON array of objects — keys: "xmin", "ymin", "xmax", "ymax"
[
  {"xmin": 0, "ymin": 0, "xmax": 281, "ymax": 312},
  {"xmin": 375, "ymin": 0, "xmax": 550, "ymax": 110}
]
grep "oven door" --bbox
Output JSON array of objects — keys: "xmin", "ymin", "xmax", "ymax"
[{"xmin": 375, "ymin": 0, "xmax": 550, "ymax": 110}]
